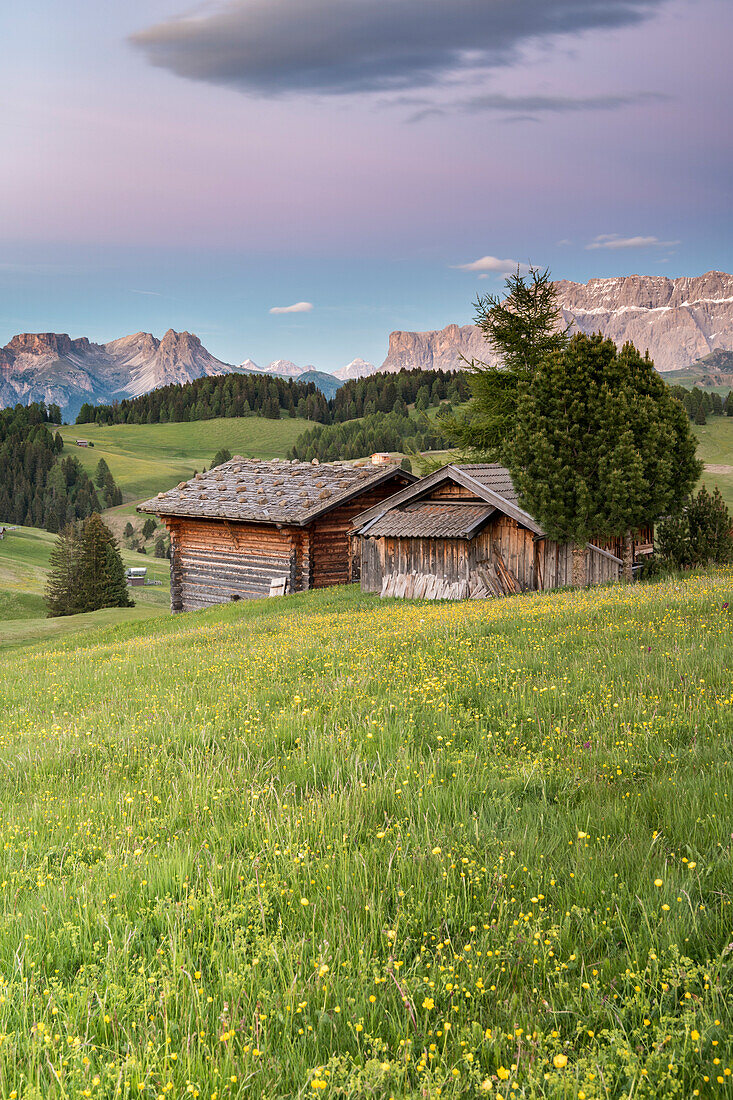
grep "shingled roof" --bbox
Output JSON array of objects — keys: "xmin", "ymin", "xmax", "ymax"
[
  {"xmin": 453, "ymin": 464, "xmax": 521, "ymax": 507},
  {"xmin": 364, "ymin": 502, "xmax": 495, "ymax": 539},
  {"xmin": 138, "ymin": 458, "xmax": 413, "ymax": 526},
  {"xmin": 352, "ymin": 463, "xmax": 544, "ymax": 538}
]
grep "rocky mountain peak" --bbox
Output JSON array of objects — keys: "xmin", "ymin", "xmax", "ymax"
[
  {"xmin": 380, "ymin": 271, "xmax": 733, "ymax": 375},
  {"xmin": 6, "ymin": 332, "xmax": 93, "ymax": 357},
  {"xmin": 333, "ymin": 357, "xmax": 376, "ymax": 381}
]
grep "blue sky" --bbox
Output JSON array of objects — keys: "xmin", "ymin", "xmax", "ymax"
[{"xmin": 1, "ymin": 0, "xmax": 731, "ymax": 370}]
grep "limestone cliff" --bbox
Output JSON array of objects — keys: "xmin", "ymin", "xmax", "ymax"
[{"xmin": 379, "ymin": 271, "xmax": 733, "ymax": 374}]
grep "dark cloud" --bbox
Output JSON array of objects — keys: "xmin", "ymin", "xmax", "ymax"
[
  {"xmin": 403, "ymin": 90, "xmax": 666, "ymax": 122},
  {"xmin": 130, "ymin": 0, "xmax": 668, "ymax": 97}
]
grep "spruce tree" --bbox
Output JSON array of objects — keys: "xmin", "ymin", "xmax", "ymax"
[
  {"xmin": 101, "ymin": 541, "xmax": 134, "ymax": 608},
  {"xmin": 78, "ymin": 513, "xmax": 133, "ymax": 612},
  {"xmin": 95, "ymin": 458, "xmax": 112, "ymax": 488},
  {"xmin": 45, "ymin": 523, "xmax": 83, "ymax": 617}
]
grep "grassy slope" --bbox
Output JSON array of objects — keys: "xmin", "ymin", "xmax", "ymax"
[
  {"xmin": 60, "ymin": 417, "xmax": 307, "ymax": 501},
  {"xmin": 0, "ymin": 575, "xmax": 731, "ymax": 1097},
  {"xmin": 694, "ymin": 416, "xmax": 733, "ymax": 510},
  {"xmin": 0, "ymin": 525, "xmax": 170, "ymax": 649}
]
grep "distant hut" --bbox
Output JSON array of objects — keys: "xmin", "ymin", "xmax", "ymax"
[
  {"xmin": 353, "ymin": 464, "xmax": 652, "ymax": 599},
  {"xmin": 138, "ymin": 458, "xmax": 415, "ymax": 612}
]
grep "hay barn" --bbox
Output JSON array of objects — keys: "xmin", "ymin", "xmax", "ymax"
[
  {"xmin": 353, "ymin": 464, "xmax": 652, "ymax": 600},
  {"xmin": 138, "ymin": 458, "xmax": 415, "ymax": 612}
]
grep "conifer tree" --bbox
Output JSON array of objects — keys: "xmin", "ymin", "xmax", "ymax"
[
  {"xmin": 45, "ymin": 523, "xmax": 83, "ymax": 617},
  {"xmin": 211, "ymin": 448, "xmax": 232, "ymax": 469},
  {"xmin": 509, "ymin": 334, "xmax": 702, "ymax": 585},
  {"xmin": 448, "ymin": 267, "xmax": 569, "ymax": 460},
  {"xmin": 95, "ymin": 458, "xmax": 112, "ymax": 488},
  {"xmin": 78, "ymin": 513, "xmax": 133, "ymax": 612},
  {"xmin": 101, "ymin": 541, "xmax": 133, "ymax": 608},
  {"xmin": 657, "ymin": 486, "xmax": 733, "ymax": 568}
]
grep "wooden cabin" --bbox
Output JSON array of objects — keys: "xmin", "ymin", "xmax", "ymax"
[
  {"xmin": 352, "ymin": 464, "xmax": 652, "ymax": 600},
  {"xmin": 138, "ymin": 458, "xmax": 415, "ymax": 612}
]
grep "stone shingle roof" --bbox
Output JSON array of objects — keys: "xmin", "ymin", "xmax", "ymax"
[
  {"xmin": 138, "ymin": 458, "xmax": 408, "ymax": 526},
  {"xmin": 365, "ymin": 503, "xmax": 495, "ymax": 539}
]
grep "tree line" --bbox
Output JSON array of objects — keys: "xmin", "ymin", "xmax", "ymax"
[
  {"xmin": 0, "ymin": 404, "xmax": 97, "ymax": 531},
  {"xmin": 76, "ymin": 374, "xmax": 330, "ymax": 426},
  {"xmin": 0, "ymin": 404, "xmax": 124, "ymax": 532},
  {"xmin": 74, "ymin": 367, "xmax": 472, "ymax": 428},
  {"xmin": 667, "ymin": 384, "xmax": 732, "ymax": 424},
  {"xmin": 289, "ymin": 410, "xmax": 452, "ymax": 463},
  {"xmin": 330, "ymin": 369, "xmax": 471, "ymax": 421}
]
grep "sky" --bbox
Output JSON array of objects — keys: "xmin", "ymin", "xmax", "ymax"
[{"xmin": 1, "ymin": 0, "xmax": 731, "ymax": 371}]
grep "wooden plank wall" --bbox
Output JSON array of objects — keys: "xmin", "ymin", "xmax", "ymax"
[
  {"xmin": 536, "ymin": 541, "xmax": 620, "ymax": 589},
  {"xmin": 360, "ymin": 516, "xmax": 536, "ymax": 595},
  {"xmin": 360, "ymin": 518, "xmax": 622, "ymax": 599},
  {"xmin": 482, "ymin": 517, "xmax": 536, "ymax": 590},
  {"xmin": 165, "ymin": 518, "xmax": 297, "ymax": 611},
  {"xmin": 428, "ymin": 483, "xmax": 481, "ymax": 501}
]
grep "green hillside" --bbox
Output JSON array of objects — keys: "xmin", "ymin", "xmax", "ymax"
[
  {"xmin": 60, "ymin": 417, "xmax": 307, "ymax": 501},
  {"xmin": 694, "ymin": 417, "xmax": 733, "ymax": 510},
  {"xmin": 0, "ymin": 574, "xmax": 731, "ymax": 1096},
  {"xmin": 0, "ymin": 524, "xmax": 170, "ymax": 649}
]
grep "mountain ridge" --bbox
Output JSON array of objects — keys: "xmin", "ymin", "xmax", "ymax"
[
  {"xmin": 3, "ymin": 271, "xmax": 733, "ymax": 416},
  {"xmin": 380, "ymin": 271, "xmax": 733, "ymax": 375},
  {"xmin": 0, "ymin": 328, "xmax": 246, "ymax": 418}
]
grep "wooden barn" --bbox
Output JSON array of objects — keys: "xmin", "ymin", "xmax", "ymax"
[
  {"xmin": 138, "ymin": 457, "xmax": 415, "ymax": 612},
  {"xmin": 353, "ymin": 463, "xmax": 652, "ymax": 600}
]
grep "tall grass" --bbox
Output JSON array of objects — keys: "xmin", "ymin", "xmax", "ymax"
[{"xmin": 0, "ymin": 573, "xmax": 731, "ymax": 1097}]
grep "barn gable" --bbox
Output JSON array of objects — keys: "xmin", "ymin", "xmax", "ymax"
[{"xmin": 352, "ymin": 463, "xmax": 625, "ymax": 599}]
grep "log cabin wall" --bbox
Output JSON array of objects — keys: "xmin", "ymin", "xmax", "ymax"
[
  {"xmin": 163, "ymin": 517, "xmax": 298, "ymax": 611},
  {"xmin": 309, "ymin": 475, "xmax": 412, "ymax": 589}
]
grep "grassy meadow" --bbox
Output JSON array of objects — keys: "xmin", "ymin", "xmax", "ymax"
[
  {"xmin": 0, "ymin": 573, "xmax": 731, "ymax": 1097},
  {"xmin": 694, "ymin": 418, "xmax": 733, "ymax": 511},
  {"xmin": 0, "ymin": 526, "xmax": 170, "ymax": 650},
  {"xmin": 60, "ymin": 419, "xmax": 308, "ymax": 502}
]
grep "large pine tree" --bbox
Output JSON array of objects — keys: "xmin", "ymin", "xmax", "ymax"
[{"xmin": 509, "ymin": 333, "xmax": 702, "ymax": 584}]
